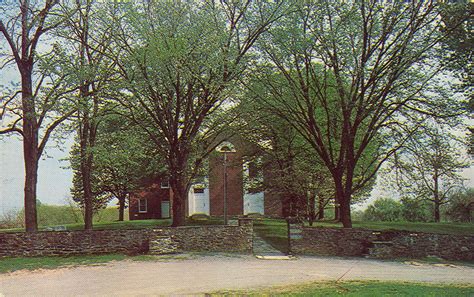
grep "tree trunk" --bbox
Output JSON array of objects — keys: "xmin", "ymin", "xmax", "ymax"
[
  {"xmin": 434, "ymin": 203, "xmax": 440, "ymax": 223},
  {"xmin": 317, "ymin": 195, "xmax": 325, "ymax": 220},
  {"xmin": 170, "ymin": 179, "xmax": 187, "ymax": 227},
  {"xmin": 23, "ymin": 143, "xmax": 39, "ymax": 232},
  {"xmin": 79, "ymin": 103, "xmax": 96, "ymax": 231},
  {"xmin": 334, "ymin": 173, "xmax": 352, "ymax": 228},
  {"xmin": 308, "ymin": 191, "xmax": 316, "ymax": 226},
  {"xmin": 334, "ymin": 204, "xmax": 340, "ymax": 221},
  {"xmin": 169, "ymin": 160, "xmax": 187, "ymax": 226},
  {"xmin": 21, "ymin": 67, "xmax": 39, "ymax": 232},
  {"xmin": 339, "ymin": 197, "xmax": 352, "ymax": 228},
  {"xmin": 80, "ymin": 150, "xmax": 94, "ymax": 230},
  {"xmin": 433, "ymin": 171, "xmax": 441, "ymax": 222},
  {"xmin": 118, "ymin": 194, "xmax": 126, "ymax": 221}
]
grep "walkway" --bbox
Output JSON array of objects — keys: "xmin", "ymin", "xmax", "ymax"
[
  {"xmin": 252, "ymin": 233, "xmax": 290, "ymax": 259},
  {"xmin": 1, "ymin": 255, "xmax": 473, "ymax": 296}
]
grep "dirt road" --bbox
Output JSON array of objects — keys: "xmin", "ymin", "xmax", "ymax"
[{"xmin": 1, "ymin": 254, "xmax": 473, "ymax": 296}]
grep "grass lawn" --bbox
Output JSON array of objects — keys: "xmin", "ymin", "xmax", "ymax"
[
  {"xmin": 0, "ymin": 217, "xmax": 225, "ymax": 233},
  {"xmin": 213, "ymin": 281, "xmax": 474, "ymax": 296},
  {"xmin": 253, "ymin": 219, "xmax": 289, "ymax": 253},
  {"xmin": 0, "ymin": 253, "xmax": 193, "ymax": 274},
  {"xmin": 0, "ymin": 254, "xmax": 127, "ymax": 274},
  {"xmin": 312, "ymin": 220, "xmax": 474, "ymax": 236}
]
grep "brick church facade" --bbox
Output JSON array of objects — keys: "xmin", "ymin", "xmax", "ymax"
[{"xmin": 129, "ymin": 139, "xmax": 284, "ymax": 220}]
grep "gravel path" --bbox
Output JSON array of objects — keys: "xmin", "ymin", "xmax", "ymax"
[{"xmin": 0, "ymin": 254, "xmax": 473, "ymax": 296}]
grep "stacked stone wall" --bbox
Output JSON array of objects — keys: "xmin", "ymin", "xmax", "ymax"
[
  {"xmin": 0, "ymin": 218, "xmax": 253, "ymax": 257},
  {"xmin": 151, "ymin": 218, "xmax": 253, "ymax": 253},
  {"xmin": 0, "ymin": 229, "xmax": 150, "ymax": 257},
  {"xmin": 290, "ymin": 226, "xmax": 474, "ymax": 261}
]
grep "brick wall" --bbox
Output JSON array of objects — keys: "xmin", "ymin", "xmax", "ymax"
[
  {"xmin": 209, "ymin": 152, "xmax": 244, "ymax": 216},
  {"xmin": 0, "ymin": 218, "xmax": 253, "ymax": 258},
  {"xmin": 290, "ymin": 226, "xmax": 474, "ymax": 261}
]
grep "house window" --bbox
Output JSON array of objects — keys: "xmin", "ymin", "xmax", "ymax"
[
  {"xmin": 161, "ymin": 178, "xmax": 170, "ymax": 189},
  {"xmin": 138, "ymin": 198, "xmax": 147, "ymax": 213}
]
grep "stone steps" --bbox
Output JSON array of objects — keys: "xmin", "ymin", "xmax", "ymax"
[
  {"xmin": 252, "ymin": 233, "xmax": 290, "ymax": 259},
  {"xmin": 365, "ymin": 240, "xmax": 394, "ymax": 258},
  {"xmin": 149, "ymin": 236, "xmax": 178, "ymax": 255}
]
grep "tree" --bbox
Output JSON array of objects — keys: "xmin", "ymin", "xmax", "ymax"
[
  {"xmin": 0, "ymin": 1, "xmax": 74, "ymax": 232},
  {"xmin": 70, "ymin": 114, "xmax": 164, "ymax": 221},
  {"xmin": 108, "ymin": 1, "xmax": 285, "ymax": 226},
  {"xmin": 237, "ymin": 90, "xmax": 334, "ymax": 222},
  {"xmin": 250, "ymin": 1, "xmax": 462, "ymax": 228},
  {"xmin": 389, "ymin": 124, "xmax": 469, "ymax": 222},
  {"xmin": 52, "ymin": 1, "xmax": 121, "ymax": 229},
  {"xmin": 238, "ymin": 79, "xmax": 375, "ymax": 224}
]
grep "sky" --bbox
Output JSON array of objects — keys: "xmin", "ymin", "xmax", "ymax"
[{"xmin": 0, "ymin": 136, "xmax": 74, "ymax": 214}]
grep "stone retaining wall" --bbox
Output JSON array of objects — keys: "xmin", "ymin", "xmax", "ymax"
[
  {"xmin": 0, "ymin": 218, "xmax": 253, "ymax": 258},
  {"xmin": 0, "ymin": 229, "xmax": 150, "ymax": 257},
  {"xmin": 290, "ymin": 226, "xmax": 474, "ymax": 261},
  {"xmin": 150, "ymin": 218, "xmax": 253, "ymax": 254}
]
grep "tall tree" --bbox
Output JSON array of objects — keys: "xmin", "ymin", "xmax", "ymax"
[
  {"xmin": 69, "ymin": 114, "xmax": 163, "ymax": 221},
  {"xmin": 109, "ymin": 1, "xmax": 285, "ymax": 226},
  {"xmin": 251, "ymin": 1, "xmax": 463, "ymax": 228},
  {"xmin": 239, "ymin": 79, "xmax": 374, "ymax": 223},
  {"xmin": 0, "ymin": 1, "xmax": 73, "ymax": 232},
  {"xmin": 53, "ymin": 1, "xmax": 119, "ymax": 229},
  {"xmin": 389, "ymin": 124, "xmax": 469, "ymax": 222}
]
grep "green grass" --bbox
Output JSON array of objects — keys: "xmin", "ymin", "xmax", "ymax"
[
  {"xmin": 0, "ymin": 253, "xmax": 197, "ymax": 274},
  {"xmin": 311, "ymin": 220, "xmax": 474, "ymax": 236},
  {"xmin": 0, "ymin": 254, "xmax": 128, "ymax": 273},
  {"xmin": 212, "ymin": 281, "xmax": 474, "ymax": 296},
  {"xmin": 0, "ymin": 217, "xmax": 225, "ymax": 233},
  {"xmin": 253, "ymin": 218, "xmax": 289, "ymax": 253}
]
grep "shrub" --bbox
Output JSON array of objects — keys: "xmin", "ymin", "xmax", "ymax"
[
  {"xmin": 445, "ymin": 188, "xmax": 474, "ymax": 223},
  {"xmin": 362, "ymin": 198, "xmax": 402, "ymax": 222},
  {"xmin": 400, "ymin": 197, "xmax": 433, "ymax": 222},
  {"xmin": 189, "ymin": 213, "xmax": 210, "ymax": 221},
  {"xmin": 0, "ymin": 209, "xmax": 23, "ymax": 229}
]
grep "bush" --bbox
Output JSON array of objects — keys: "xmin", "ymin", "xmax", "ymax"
[
  {"xmin": 189, "ymin": 213, "xmax": 210, "ymax": 221},
  {"xmin": 0, "ymin": 209, "xmax": 24, "ymax": 229},
  {"xmin": 362, "ymin": 198, "xmax": 402, "ymax": 222},
  {"xmin": 445, "ymin": 188, "xmax": 474, "ymax": 223},
  {"xmin": 400, "ymin": 197, "xmax": 433, "ymax": 222}
]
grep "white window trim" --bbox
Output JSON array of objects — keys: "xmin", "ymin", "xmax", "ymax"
[{"xmin": 138, "ymin": 198, "xmax": 147, "ymax": 213}]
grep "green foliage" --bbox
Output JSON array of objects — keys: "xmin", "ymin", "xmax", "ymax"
[
  {"xmin": 445, "ymin": 188, "xmax": 474, "ymax": 223},
  {"xmin": 400, "ymin": 197, "xmax": 433, "ymax": 222},
  {"xmin": 385, "ymin": 124, "xmax": 469, "ymax": 222},
  {"xmin": 362, "ymin": 197, "xmax": 435, "ymax": 222},
  {"xmin": 216, "ymin": 281, "xmax": 474, "ymax": 296},
  {"xmin": 363, "ymin": 198, "xmax": 403, "ymax": 222}
]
